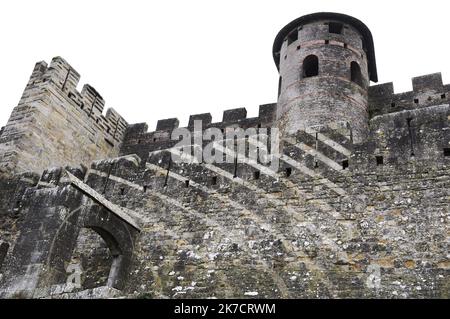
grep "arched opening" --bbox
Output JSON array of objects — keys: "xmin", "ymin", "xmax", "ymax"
[
  {"xmin": 302, "ymin": 55, "xmax": 319, "ymax": 78},
  {"xmin": 67, "ymin": 227, "xmax": 120, "ymax": 290},
  {"xmin": 46, "ymin": 205, "xmax": 137, "ymax": 292},
  {"xmin": 351, "ymin": 61, "xmax": 363, "ymax": 87}
]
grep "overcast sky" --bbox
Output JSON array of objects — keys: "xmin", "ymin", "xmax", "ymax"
[{"xmin": 0, "ymin": 0, "xmax": 449, "ymax": 129}]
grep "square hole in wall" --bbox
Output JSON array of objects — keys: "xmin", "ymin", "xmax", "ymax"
[
  {"xmin": 329, "ymin": 22, "xmax": 343, "ymax": 34},
  {"xmin": 444, "ymin": 148, "xmax": 450, "ymax": 157},
  {"xmin": 211, "ymin": 176, "xmax": 217, "ymax": 185},
  {"xmin": 342, "ymin": 160, "xmax": 349, "ymax": 170},
  {"xmin": 414, "ymin": 98, "xmax": 419, "ymax": 104},
  {"xmin": 254, "ymin": 171, "xmax": 260, "ymax": 180},
  {"xmin": 297, "ymin": 45, "xmax": 301, "ymax": 50},
  {"xmin": 441, "ymin": 94, "xmax": 446, "ymax": 99},
  {"xmin": 391, "ymin": 102, "xmax": 396, "ymax": 108},
  {"xmin": 325, "ymin": 40, "xmax": 330, "ymax": 45},
  {"xmin": 376, "ymin": 156, "xmax": 384, "ymax": 166},
  {"xmin": 185, "ymin": 180, "xmax": 190, "ymax": 188}
]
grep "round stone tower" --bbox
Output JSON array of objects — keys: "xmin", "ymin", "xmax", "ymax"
[{"xmin": 273, "ymin": 12, "xmax": 378, "ymax": 143}]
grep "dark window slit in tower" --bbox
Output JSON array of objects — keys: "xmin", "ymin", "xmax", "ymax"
[
  {"xmin": 414, "ymin": 98, "xmax": 419, "ymax": 104},
  {"xmin": 120, "ymin": 188, "xmax": 125, "ymax": 195},
  {"xmin": 342, "ymin": 160, "xmax": 349, "ymax": 170},
  {"xmin": 284, "ymin": 55, "xmax": 287, "ymax": 60},
  {"xmin": 314, "ymin": 161, "xmax": 319, "ymax": 168},
  {"xmin": 253, "ymin": 171, "xmax": 260, "ymax": 180},
  {"xmin": 351, "ymin": 61, "xmax": 363, "ymax": 87},
  {"xmin": 211, "ymin": 176, "xmax": 217, "ymax": 185},
  {"xmin": 441, "ymin": 94, "xmax": 446, "ymax": 99},
  {"xmin": 329, "ymin": 22, "xmax": 343, "ymax": 34},
  {"xmin": 185, "ymin": 180, "xmax": 190, "ymax": 188},
  {"xmin": 391, "ymin": 102, "xmax": 396, "ymax": 108},
  {"xmin": 302, "ymin": 55, "xmax": 319, "ymax": 78},
  {"xmin": 143, "ymin": 185, "xmax": 148, "ymax": 193},
  {"xmin": 297, "ymin": 45, "xmax": 301, "ymax": 50},
  {"xmin": 278, "ymin": 76, "xmax": 282, "ymax": 97},
  {"xmin": 325, "ymin": 40, "xmax": 329, "ymax": 45},
  {"xmin": 376, "ymin": 156, "xmax": 384, "ymax": 166},
  {"xmin": 286, "ymin": 167, "xmax": 292, "ymax": 177},
  {"xmin": 344, "ymin": 43, "xmax": 348, "ymax": 48},
  {"xmin": 444, "ymin": 148, "xmax": 450, "ymax": 157}
]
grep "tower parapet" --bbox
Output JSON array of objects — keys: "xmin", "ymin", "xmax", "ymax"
[
  {"xmin": 273, "ymin": 12, "xmax": 378, "ymax": 143},
  {"xmin": 0, "ymin": 57, "xmax": 128, "ymax": 175}
]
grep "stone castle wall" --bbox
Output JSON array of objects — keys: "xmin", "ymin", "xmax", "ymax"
[{"xmin": 0, "ymin": 12, "xmax": 448, "ymax": 299}]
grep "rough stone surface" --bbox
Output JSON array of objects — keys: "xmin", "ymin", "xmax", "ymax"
[{"xmin": 0, "ymin": 12, "xmax": 448, "ymax": 299}]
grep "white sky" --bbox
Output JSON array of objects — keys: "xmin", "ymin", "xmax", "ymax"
[{"xmin": 1, "ymin": 0, "xmax": 449, "ymax": 129}]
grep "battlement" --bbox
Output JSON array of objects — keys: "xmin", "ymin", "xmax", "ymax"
[
  {"xmin": 119, "ymin": 103, "xmax": 277, "ymax": 157},
  {"xmin": 20, "ymin": 57, "xmax": 128, "ymax": 144},
  {"xmin": 368, "ymin": 73, "xmax": 450, "ymax": 118},
  {"xmin": 0, "ymin": 57, "xmax": 129, "ymax": 175}
]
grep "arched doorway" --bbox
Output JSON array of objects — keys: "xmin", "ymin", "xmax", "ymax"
[{"xmin": 45, "ymin": 204, "xmax": 138, "ymax": 291}]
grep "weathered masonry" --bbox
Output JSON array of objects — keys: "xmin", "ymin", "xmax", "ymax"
[{"xmin": 0, "ymin": 12, "xmax": 448, "ymax": 299}]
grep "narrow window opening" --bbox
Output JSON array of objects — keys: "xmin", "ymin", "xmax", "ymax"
[
  {"xmin": 212, "ymin": 176, "xmax": 217, "ymax": 185},
  {"xmin": 286, "ymin": 167, "xmax": 292, "ymax": 177},
  {"xmin": 284, "ymin": 55, "xmax": 287, "ymax": 60},
  {"xmin": 342, "ymin": 160, "xmax": 349, "ymax": 170},
  {"xmin": 314, "ymin": 161, "xmax": 319, "ymax": 169},
  {"xmin": 329, "ymin": 22, "xmax": 344, "ymax": 34},
  {"xmin": 325, "ymin": 40, "xmax": 329, "ymax": 45},
  {"xmin": 253, "ymin": 171, "xmax": 260, "ymax": 180},
  {"xmin": 344, "ymin": 43, "xmax": 348, "ymax": 48},
  {"xmin": 96, "ymin": 118, "xmax": 99, "ymax": 124},
  {"xmin": 185, "ymin": 180, "xmax": 190, "ymax": 188},
  {"xmin": 153, "ymin": 138, "xmax": 157, "ymax": 142},
  {"xmin": 302, "ymin": 55, "xmax": 319, "ymax": 78},
  {"xmin": 444, "ymin": 148, "xmax": 450, "ymax": 157},
  {"xmin": 376, "ymin": 156, "xmax": 384, "ymax": 166},
  {"xmin": 414, "ymin": 98, "xmax": 419, "ymax": 104},
  {"xmin": 120, "ymin": 188, "xmax": 125, "ymax": 195},
  {"xmin": 297, "ymin": 45, "xmax": 301, "ymax": 50},
  {"xmin": 391, "ymin": 102, "xmax": 396, "ymax": 108},
  {"xmin": 278, "ymin": 76, "xmax": 282, "ymax": 97},
  {"xmin": 137, "ymin": 139, "xmax": 142, "ymax": 144},
  {"xmin": 233, "ymin": 156, "xmax": 238, "ymax": 178},
  {"xmin": 441, "ymin": 94, "xmax": 446, "ymax": 99},
  {"xmin": 143, "ymin": 185, "xmax": 148, "ymax": 193},
  {"xmin": 351, "ymin": 61, "xmax": 363, "ymax": 87}
]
